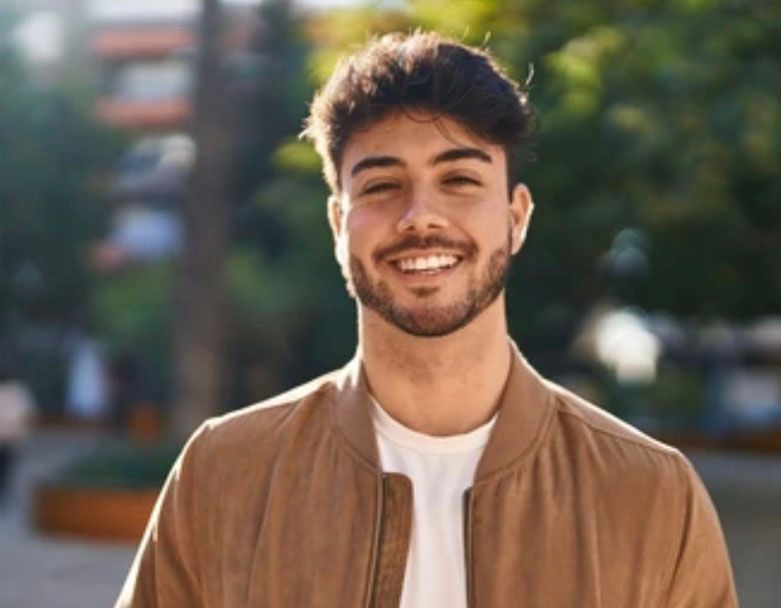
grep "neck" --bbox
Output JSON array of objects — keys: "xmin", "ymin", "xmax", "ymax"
[{"xmin": 358, "ymin": 297, "xmax": 512, "ymax": 436}]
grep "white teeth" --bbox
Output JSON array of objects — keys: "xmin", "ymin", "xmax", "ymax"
[{"xmin": 396, "ymin": 255, "xmax": 459, "ymax": 272}]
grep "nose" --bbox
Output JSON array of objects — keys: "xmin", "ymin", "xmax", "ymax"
[{"xmin": 396, "ymin": 190, "xmax": 449, "ymax": 233}]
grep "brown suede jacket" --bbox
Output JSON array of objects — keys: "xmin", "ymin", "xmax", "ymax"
[{"xmin": 116, "ymin": 343, "xmax": 737, "ymax": 607}]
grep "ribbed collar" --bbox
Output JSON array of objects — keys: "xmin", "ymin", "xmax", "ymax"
[{"xmin": 331, "ymin": 339, "xmax": 556, "ymax": 482}]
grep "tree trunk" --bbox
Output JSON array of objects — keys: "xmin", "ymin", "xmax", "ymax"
[{"xmin": 172, "ymin": 0, "xmax": 230, "ymax": 438}]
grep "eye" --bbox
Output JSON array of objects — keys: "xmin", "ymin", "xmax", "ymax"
[
  {"xmin": 361, "ymin": 181, "xmax": 399, "ymax": 196},
  {"xmin": 442, "ymin": 175, "xmax": 482, "ymax": 187}
]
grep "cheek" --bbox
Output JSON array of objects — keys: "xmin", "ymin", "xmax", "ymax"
[
  {"xmin": 344, "ymin": 208, "xmax": 386, "ymax": 254},
  {"xmin": 461, "ymin": 206, "xmax": 510, "ymax": 244}
]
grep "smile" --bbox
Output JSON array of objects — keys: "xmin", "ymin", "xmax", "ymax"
[{"xmin": 392, "ymin": 254, "xmax": 461, "ymax": 274}]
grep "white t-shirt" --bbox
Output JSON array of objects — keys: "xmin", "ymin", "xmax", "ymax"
[{"xmin": 371, "ymin": 400, "xmax": 496, "ymax": 608}]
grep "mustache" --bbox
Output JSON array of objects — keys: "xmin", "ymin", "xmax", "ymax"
[{"xmin": 375, "ymin": 234, "xmax": 478, "ymax": 262}]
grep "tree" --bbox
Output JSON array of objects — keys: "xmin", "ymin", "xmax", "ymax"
[
  {"xmin": 171, "ymin": 0, "xmax": 232, "ymax": 436},
  {"xmin": 167, "ymin": 0, "xmax": 781, "ymax": 416},
  {"xmin": 302, "ymin": 0, "xmax": 781, "ymax": 351}
]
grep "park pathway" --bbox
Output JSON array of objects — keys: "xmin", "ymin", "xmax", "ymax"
[{"xmin": 0, "ymin": 431, "xmax": 136, "ymax": 608}]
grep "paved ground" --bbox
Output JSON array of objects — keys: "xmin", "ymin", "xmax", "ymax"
[
  {"xmin": 0, "ymin": 430, "xmax": 779, "ymax": 607},
  {"xmin": 0, "ymin": 431, "xmax": 136, "ymax": 608},
  {"xmin": 687, "ymin": 451, "xmax": 781, "ymax": 608}
]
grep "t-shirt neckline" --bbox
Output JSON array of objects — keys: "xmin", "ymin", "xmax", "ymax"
[{"xmin": 371, "ymin": 397, "xmax": 497, "ymax": 454}]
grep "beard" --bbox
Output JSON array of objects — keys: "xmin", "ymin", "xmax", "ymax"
[{"xmin": 344, "ymin": 230, "xmax": 513, "ymax": 338}]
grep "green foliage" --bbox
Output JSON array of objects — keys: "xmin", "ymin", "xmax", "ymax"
[
  {"xmin": 304, "ymin": 0, "xmax": 780, "ymax": 342},
  {"xmin": 92, "ymin": 264, "xmax": 174, "ymax": 363},
  {"xmin": 273, "ymin": 138, "xmax": 323, "ymax": 174},
  {"xmin": 9, "ymin": 0, "xmax": 777, "ymax": 414},
  {"xmin": 225, "ymin": 0, "xmax": 362, "ymax": 394},
  {"xmin": 0, "ymin": 7, "xmax": 124, "ymax": 327},
  {"xmin": 542, "ymin": 2, "xmax": 779, "ymax": 321},
  {"xmin": 651, "ymin": 367, "xmax": 705, "ymax": 426},
  {"xmin": 230, "ymin": 0, "xmax": 314, "ymax": 206},
  {"xmin": 228, "ymin": 165, "xmax": 355, "ymax": 391},
  {"xmin": 53, "ymin": 439, "xmax": 182, "ymax": 488}
]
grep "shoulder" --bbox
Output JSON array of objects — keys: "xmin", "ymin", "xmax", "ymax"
[
  {"xmin": 179, "ymin": 368, "xmax": 345, "ymax": 473},
  {"xmin": 548, "ymin": 379, "xmax": 678, "ymax": 455},
  {"xmin": 537, "ymin": 382, "xmax": 734, "ymax": 604},
  {"xmin": 202, "ymin": 369, "xmax": 342, "ymax": 449},
  {"xmin": 544, "ymin": 379, "xmax": 692, "ymax": 484},
  {"xmin": 542, "ymin": 380, "xmax": 707, "ymax": 531}
]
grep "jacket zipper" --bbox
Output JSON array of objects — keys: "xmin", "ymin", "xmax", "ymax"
[
  {"xmin": 463, "ymin": 488, "xmax": 474, "ymax": 608},
  {"xmin": 365, "ymin": 473, "xmax": 386, "ymax": 608}
]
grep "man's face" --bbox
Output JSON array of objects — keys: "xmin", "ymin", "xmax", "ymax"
[{"xmin": 329, "ymin": 111, "xmax": 532, "ymax": 337}]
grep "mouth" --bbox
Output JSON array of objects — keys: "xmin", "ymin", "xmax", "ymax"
[{"xmin": 388, "ymin": 253, "xmax": 463, "ymax": 275}]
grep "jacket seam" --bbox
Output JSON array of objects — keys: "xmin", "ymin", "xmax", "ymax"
[
  {"xmin": 214, "ymin": 398, "xmax": 294, "ymax": 419},
  {"xmin": 555, "ymin": 401, "xmax": 679, "ymax": 457},
  {"xmin": 363, "ymin": 473, "xmax": 384, "ymax": 607},
  {"xmin": 211, "ymin": 396, "xmax": 309, "ymax": 436},
  {"xmin": 658, "ymin": 455, "xmax": 691, "ymax": 608}
]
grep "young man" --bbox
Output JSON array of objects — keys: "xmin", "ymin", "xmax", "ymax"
[{"xmin": 117, "ymin": 32, "xmax": 737, "ymax": 607}]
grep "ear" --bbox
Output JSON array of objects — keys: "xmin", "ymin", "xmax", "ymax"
[
  {"xmin": 327, "ymin": 195, "xmax": 346, "ymax": 265},
  {"xmin": 509, "ymin": 183, "xmax": 534, "ymax": 255},
  {"xmin": 327, "ymin": 194, "xmax": 342, "ymax": 241}
]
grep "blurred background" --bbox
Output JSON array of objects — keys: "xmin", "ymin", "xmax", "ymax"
[{"xmin": 0, "ymin": 0, "xmax": 779, "ymax": 605}]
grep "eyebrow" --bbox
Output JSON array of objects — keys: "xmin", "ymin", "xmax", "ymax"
[
  {"xmin": 431, "ymin": 147, "xmax": 492, "ymax": 165},
  {"xmin": 349, "ymin": 147, "xmax": 492, "ymax": 178},
  {"xmin": 350, "ymin": 156, "xmax": 404, "ymax": 177}
]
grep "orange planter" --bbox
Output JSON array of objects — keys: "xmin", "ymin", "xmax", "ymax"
[
  {"xmin": 659, "ymin": 426, "xmax": 781, "ymax": 454},
  {"xmin": 33, "ymin": 483, "xmax": 160, "ymax": 542}
]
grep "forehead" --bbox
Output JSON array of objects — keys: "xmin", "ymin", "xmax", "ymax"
[{"xmin": 339, "ymin": 111, "xmax": 505, "ymax": 184}]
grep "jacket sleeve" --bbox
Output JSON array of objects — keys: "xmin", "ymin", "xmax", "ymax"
[
  {"xmin": 661, "ymin": 455, "xmax": 738, "ymax": 608},
  {"xmin": 114, "ymin": 423, "xmax": 209, "ymax": 608}
]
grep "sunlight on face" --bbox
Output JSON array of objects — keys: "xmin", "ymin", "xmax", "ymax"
[{"xmin": 332, "ymin": 111, "xmax": 529, "ymax": 338}]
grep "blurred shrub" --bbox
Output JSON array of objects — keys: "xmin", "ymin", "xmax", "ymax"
[
  {"xmin": 53, "ymin": 439, "xmax": 182, "ymax": 489},
  {"xmin": 651, "ymin": 367, "xmax": 706, "ymax": 428}
]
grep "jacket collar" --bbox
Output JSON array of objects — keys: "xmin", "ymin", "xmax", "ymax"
[{"xmin": 331, "ymin": 339, "xmax": 556, "ymax": 481}]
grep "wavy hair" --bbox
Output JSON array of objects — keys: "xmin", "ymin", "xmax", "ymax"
[{"xmin": 301, "ymin": 31, "xmax": 536, "ymax": 195}]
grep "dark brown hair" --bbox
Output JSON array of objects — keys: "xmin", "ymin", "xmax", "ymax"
[{"xmin": 301, "ymin": 31, "xmax": 536, "ymax": 195}]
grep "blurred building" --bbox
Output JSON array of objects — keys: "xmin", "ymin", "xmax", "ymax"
[
  {"xmin": 7, "ymin": 1, "xmax": 261, "ymax": 419},
  {"xmin": 87, "ymin": 0, "xmax": 260, "ymax": 269},
  {"xmin": 86, "ymin": 0, "xmax": 195, "ymax": 268},
  {"xmin": 89, "ymin": 0, "xmax": 197, "ymax": 132}
]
